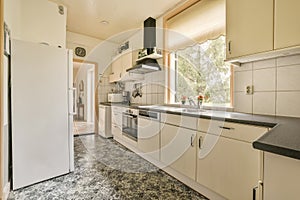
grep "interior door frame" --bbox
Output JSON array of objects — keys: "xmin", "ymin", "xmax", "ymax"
[{"xmin": 73, "ymin": 59, "xmax": 98, "ymax": 134}]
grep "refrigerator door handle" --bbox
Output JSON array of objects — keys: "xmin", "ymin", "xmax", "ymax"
[{"xmin": 69, "ymin": 87, "xmax": 77, "ymax": 115}]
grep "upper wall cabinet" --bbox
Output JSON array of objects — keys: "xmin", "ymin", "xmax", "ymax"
[
  {"xmin": 274, "ymin": 0, "xmax": 300, "ymax": 49},
  {"xmin": 226, "ymin": 0, "xmax": 274, "ymax": 59}
]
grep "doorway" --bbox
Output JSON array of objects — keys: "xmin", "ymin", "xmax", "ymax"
[{"xmin": 73, "ymin": 60, "xmax": 97, "ymax": 136}]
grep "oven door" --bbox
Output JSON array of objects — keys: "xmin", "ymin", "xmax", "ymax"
[{"xmin": 122, "ymin": 112, "xmax": 138, "ymax": 141}]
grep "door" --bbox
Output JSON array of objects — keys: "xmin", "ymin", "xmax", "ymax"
[
  {"xmin": 226, "ymin": 0, "xmax": 273, "ymax": 59},
  {"xmin": 160, "ymin": 124, "xmax": 196, "ymax": 180},
  {"xmin": 137, "ymin": 116, "xmax": 160, "ymax": 160},
  {"xmin": 196, "ymin": 132, "xmax": 261, "ymax": 200},
  {"xmin": 11, "ymin": 40, "xmax": 71, "ymax": 189},
  {"xmin": 274, "ymin": 0, "xmax": 300, "ymax": 49}
]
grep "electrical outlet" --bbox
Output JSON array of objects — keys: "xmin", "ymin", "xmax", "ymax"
[{"xmin": 246, "ymin": 85, "xmax": 253, "ymax": 95}]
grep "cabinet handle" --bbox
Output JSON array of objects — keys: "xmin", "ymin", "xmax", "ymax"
[
  {"xmin": 228, "ymin": 40, "xmax": 232, "ymax": 54},
  {"xmin": 253, "ymin": 181, "xmax": 263, "ymax": 200},
  {"xmin": 198, "ymin": 136, "xmax": 203, "ymax": 149},
  {"xmin": 252, "ymin": 186, "xmax": 258, "ymax": 200},
  {"xmin": 218, "ymin": 126, "xmax": 235, "ymax": 130},
  {"xmin": 190, "ymin": 135, "xmax": 194, "ymax": 147}
]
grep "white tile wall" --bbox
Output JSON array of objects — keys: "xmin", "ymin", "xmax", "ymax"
[
  {"xmin": 234, "ymin": 92, "xmax": 253, "ymax": 113},
  {"xmin": 234, "ymin": 70, "xmax": 253, "ymax": 92},
  {"xmin": 253, "ymin": 92, "xmax": 276, "ymax": 115},
  {"xmin": 253, "ymin": 58, "xmax": 276, "ymax": 69},
  {"xmin": 129, "ymin": 70, "xmax": 166, "ymax": 105},
  {"xmin": 276, "ymin": 92, "xmax": 300, "ymax": 117},
  {"xmin": 253, "ymin": 68, "xmax": 276, "ymax": 91},
  {"xmin": 277, "ymin": 65, "xmax": 300, "ymax": 91},
  {"xmin": 234, "ymin": 54, "xmax": 300, "ymax": 117}
]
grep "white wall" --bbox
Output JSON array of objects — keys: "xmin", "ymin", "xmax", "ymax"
[
  {"xmin": 5, "ymin": 0, "xmax": 66, "ymax": 47},
  {"xmin": 66, "ymin": 31, "xmax": 118, "ymax": 76},
  {"xmin": 234, "ymin": 54, "xmax": 300, "ymax": 118}
]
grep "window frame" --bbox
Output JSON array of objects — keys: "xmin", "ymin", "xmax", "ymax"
[{"xmin": 163, "ymin": 0, "xmax": 234, "ymax": 108}]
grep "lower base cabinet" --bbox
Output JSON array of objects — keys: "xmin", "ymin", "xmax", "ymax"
[
  {"xmin": 196, "ymin": 132, "xmax": 262, "ymax": 200},
  {"xmin": 137, "ymin": 117, "xmax": 160, "ymax": 160},
  {"xmin": 160, "ymin": 124, "xmax": 196, "ymax": 180},
  {"xmin": 264, "ymin": 152, "xmax": 300, "ymax": 200}
]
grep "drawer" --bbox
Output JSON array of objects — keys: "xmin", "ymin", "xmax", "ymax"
[
  {"xmin": 198, "ymin": 118, "xmax": 268, "ymax": 143},
  {"xmin": 161, "ymin": 113, "xmax": 197, "ymax": 130}
]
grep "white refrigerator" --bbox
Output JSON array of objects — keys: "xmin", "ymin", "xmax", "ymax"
[{"xmin": 11, "ymin": 39, "xmax": 75, "ymax": 190}]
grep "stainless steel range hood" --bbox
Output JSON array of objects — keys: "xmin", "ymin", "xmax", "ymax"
[
  {"xmin": 127, "ymin": 58, "xmax": 161, "ymax": 74},
  {"xmin": 126, "ymin": 17, "xmax": 161, "ymax": 74}
]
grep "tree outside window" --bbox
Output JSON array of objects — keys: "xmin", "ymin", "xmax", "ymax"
[{"xmin": 171, "ymin": 36, "xmax": 231, "ymax": 106}]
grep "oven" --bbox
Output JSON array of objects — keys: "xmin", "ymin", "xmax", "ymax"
[{"xmin": 122, "ymin": 109, "xmax": 138, "ymax": 141}]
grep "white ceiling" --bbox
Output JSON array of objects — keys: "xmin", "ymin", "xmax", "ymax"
[{"xmin": 50, "ymin": 0, "xmax": 185, "ymax": 43}]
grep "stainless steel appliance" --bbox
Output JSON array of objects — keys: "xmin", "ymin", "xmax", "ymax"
[{"xmin": 122, "ymin": 109, "xmax": 138, "ymax": 141}]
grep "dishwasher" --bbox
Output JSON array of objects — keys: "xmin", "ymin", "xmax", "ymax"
[{"xmin": 138, "ymin": 110, "xmax": 160, "ymax": 160}]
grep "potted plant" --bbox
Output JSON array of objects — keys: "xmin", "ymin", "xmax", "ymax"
[
  {"xmin": 197, "ymin": 95, "xmax": 204, "ymax": 108},
  {"xmin": 181, "ymin": 96, "xmax": 187, "ymax": 105}
]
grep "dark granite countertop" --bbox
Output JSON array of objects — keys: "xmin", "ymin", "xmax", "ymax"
[{"xmin": 100, "ymin": 103, "xmax": 300, "ymax": 160}]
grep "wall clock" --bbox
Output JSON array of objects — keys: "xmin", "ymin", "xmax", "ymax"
[{"xmin": 75, "ymin": 47, "xmax": 86, "ymax": 57}]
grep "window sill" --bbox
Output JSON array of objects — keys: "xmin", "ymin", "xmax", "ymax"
[{"xmin": 164, "ymin": 103, "xmax": 234, "ymax": 112}]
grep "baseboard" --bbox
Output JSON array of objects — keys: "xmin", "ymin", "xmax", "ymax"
[{"xmin": 2, "ymin": 182, "xmax": 10, "ymax": 200}]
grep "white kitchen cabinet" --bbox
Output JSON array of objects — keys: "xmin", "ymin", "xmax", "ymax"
[
  {"xmin": 226, "ymin": 0, "xmax": 273, "ymax": 59},
  {"xmin": 274, "ymin": 0, "xmax": 300, "ymax": 49},
  {"xmin": 160, "ymin": 123, "xmax": 196, "ymax": 180},
  {"xmin": 109, "ymin": 51, "xmax": 133, "ymax": 83},
  {"xmin": 137, "ymin": 116, "xmax": 160, "ymax": 160},
  {"xmin": 121, "ymin": 51, "xmax": 133, "ymax": 75},
  {"xmin": 111, "ymin": 106, "xmax": 123, "ymax": 139},
  {"xmin": 109, "ymin": 57, "xmax": 122, "ymax": 83},
  {"xmin": 263, "ymin": 152, "xmax": 300, "ymax": 200},
  {"xmin": 196, "ymin": 119, "xmax": 267, "ymax": 200}
]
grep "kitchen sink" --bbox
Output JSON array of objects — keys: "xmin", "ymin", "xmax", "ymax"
[{"xmin": 181, "ymin": 108, "xmax": 206, "ymax": 113}]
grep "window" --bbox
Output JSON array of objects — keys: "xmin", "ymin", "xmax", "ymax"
[
  {"xmin": 164, "ymin": 0, "xmax": 231, "ymax": 107},
  {"xmin": 169, "ymin": 36, "xmax": 231, "ymax": 107}
]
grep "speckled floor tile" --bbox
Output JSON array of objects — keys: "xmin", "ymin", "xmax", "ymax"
[{"xmin": 8, "ymin": 135, "xmax": 208, "ymax": 200}]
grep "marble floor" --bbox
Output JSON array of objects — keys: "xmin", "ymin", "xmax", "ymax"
[
  {"xmin": 8, "ymin": 135, "xmax": 208, "ymax": 200},
  {"xmin": 73, "ymin": 121, "xmax": 95, "ymax": 135}
]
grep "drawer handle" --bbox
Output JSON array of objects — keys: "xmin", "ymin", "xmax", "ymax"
[
  {"xmin": 199, "ymin": 136, "xmax": 203, "ymax": 149},
  {"xmin": 218, "ymin": 126, "xmax": 235, "ymax": 130}
]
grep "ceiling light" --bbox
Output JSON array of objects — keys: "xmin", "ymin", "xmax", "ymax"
[{"xmin": 100, "ymin": 20, "xmax": 109, "ymax": 25}]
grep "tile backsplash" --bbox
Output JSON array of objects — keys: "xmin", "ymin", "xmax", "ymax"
[
  {"xmin": 234, "ymin": 54, "xmax": 300, "ymax": 117},
  {"xmin": 125, "ymin": 70, "xmax": 166, "ymax": 105}
]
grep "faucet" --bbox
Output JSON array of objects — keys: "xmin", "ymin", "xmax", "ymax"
[
  {"xmin": 188, "ymin": 97, "xmax": 196, "ymax": 107},
  {"xmin": 188, "ymin": 96, "xmax": 200, "ymax": 109}
]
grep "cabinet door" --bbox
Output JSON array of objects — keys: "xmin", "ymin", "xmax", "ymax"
[
  {"xmin": 109, "ymin": 57, "xmax": 122, "ymax": 83},
  {"xmin": 274, "ymin": 0, "xmax": 300, "ymax": 49},
  {"xmin": 161, "ymin": 124, "xmax": 196, "ymax": 180},
  {"xmin": 226, "ymin": 0, "xmax": 273, "ymax": 59},
  {"xmin": 264, "ymin": 152, "xmax": 300, "ymax": 200},
  {"xmin": 122, "ymin": 51, "xmax": 132, "ymax": 75},
  {"xmin": 111, "ymin": 108, "xmax": 122, "ymax": 139},
  {"xmin": 196, "ymin": 132, "xmax": 261, "ymax": 200},
  {"xmin": 138, "ymin": 117, "xmax": 160, "ymax": 160}
]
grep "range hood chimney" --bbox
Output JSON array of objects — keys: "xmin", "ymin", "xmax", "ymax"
[{"xmin": 126, "ymin": 17, "xmax": 161, "ymax": 74}]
